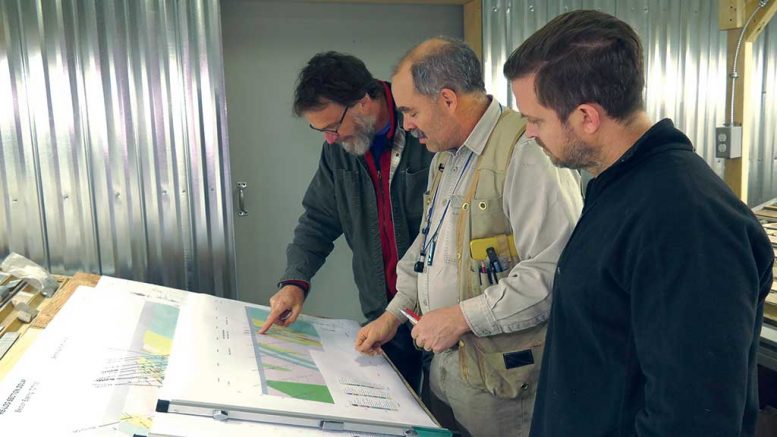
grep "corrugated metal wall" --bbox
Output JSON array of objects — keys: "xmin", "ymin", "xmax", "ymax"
[
  {"xmin": 483, "ymin": 0, "xmax": 777, "ymax": 206},
  {"xmin": 0, "ymin": 0, "xmax": 236, "ymax": 297},
  {"xmin": 749, "ymin": 21, "xmax": 777, "ymax": 207}
]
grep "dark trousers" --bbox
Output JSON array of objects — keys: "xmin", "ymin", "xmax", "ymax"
[{"xmin": 382, "ymin": 322, "xmax": 424, "ymax": 394}]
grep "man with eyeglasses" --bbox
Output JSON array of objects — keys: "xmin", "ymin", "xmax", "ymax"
[{"xmin": 259, "ymin": 51, "xmax": 434, "ymax": 393}]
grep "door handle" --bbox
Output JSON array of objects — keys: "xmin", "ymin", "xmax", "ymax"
[{"xmin": 237, "ymin": 182, "xmax": 248, "ymax": 216}]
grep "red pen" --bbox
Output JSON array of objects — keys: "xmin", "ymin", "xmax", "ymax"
[{"xmin": 399, "ymin": 308, "xmax": 420, "ymax": 326}]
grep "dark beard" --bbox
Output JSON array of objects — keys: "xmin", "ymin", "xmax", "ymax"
[{"xmin": 536, "ymin": 134, "xmax": 597, "ymax": 170}]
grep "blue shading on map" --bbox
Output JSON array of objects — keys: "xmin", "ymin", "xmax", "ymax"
[{"xmin": 246, "ymin": 307, "xmax": 334, "ymax": 404}]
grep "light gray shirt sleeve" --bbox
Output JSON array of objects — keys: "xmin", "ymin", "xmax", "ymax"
[{"xmin": 459, "ymin": 137, "xmax": 583, "ymax": 337}]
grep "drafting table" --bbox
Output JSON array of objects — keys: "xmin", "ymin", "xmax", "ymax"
[{"xmin": 0, "ymin": 274, "xmax": 443, "ymax": 436}]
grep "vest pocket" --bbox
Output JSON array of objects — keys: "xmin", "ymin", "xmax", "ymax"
[
  {"xmin": 469, "ymin": 258, "xmax": 512, "ymax": 293},
  {"xmin": 470, "ymin": 201, "xmax": 505, "ymax": 238},
  {"xmin": 467, "ymin": 234, "xmax": 517, "ymax": 296},
  {"xmin": 458, "ymin": 326, "xmax": 546, "ymax": 399}
]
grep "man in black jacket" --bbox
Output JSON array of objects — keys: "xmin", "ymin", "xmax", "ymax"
[
  {"xmin": 504, "ymin": 10, "xmax": 774, "ymax": 436},
  {"xmin": 259, "ymin": 52, "xmax": 433, "ymax": 392}
]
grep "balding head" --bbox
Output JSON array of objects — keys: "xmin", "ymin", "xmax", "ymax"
[
  {"xmin": 394, "ymin": 38, "xmax": 449, "ymax": 72},
  {"xmin": 391, "ymin": 37, "xmax": 489, "ymax": 153},
  {"xmin": 393, "ymin": 37, "xmax": 485, "ymax": 97}
]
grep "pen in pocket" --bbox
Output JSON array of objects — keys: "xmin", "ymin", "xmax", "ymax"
[
  {"xmin": 486, "ymin": 247, "xmax": 504, "ymax": 273},
  {"xmin": 480, "ymin": 261, "xmax": 494, "ymax": 285}
]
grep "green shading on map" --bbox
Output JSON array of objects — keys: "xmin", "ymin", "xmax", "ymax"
[
  {"xmin": 246, "ymin": 306, "xmax": 334, "ymax": 404},
  {"xmin": 266, "ymin": 381, "xmax": 334, "ymax": 403}
]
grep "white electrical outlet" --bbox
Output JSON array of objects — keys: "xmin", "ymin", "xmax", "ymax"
[{"xmin": 715, "ymin": 126, "xmax": 743, "ymax": 158}]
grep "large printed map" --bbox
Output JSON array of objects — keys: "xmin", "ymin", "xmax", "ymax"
[
  {"xmin": 158, "ymin": 293, "xmax": 439, "ymax": 432},
  {"xmin": 246, "ymin": 307, "xmax": 334, "ymax": 403},
  {"xmin": 0, "ymin": 278, "xmax": 440, "ymax": 436}
]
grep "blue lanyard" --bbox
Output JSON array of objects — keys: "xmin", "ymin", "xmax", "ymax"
[{"xmin": 416, "ymin": 150, "xmax": 476, "ymax": 271}]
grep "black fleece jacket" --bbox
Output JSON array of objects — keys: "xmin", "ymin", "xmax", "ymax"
[{"xmin": 531, "ymin": 119, "xmax": 773, "ymax": 437}]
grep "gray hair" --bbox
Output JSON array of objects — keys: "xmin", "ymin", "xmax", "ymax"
[{"xmin": 403, "ymin": 37, "xmax": 485, "ymax": 96}]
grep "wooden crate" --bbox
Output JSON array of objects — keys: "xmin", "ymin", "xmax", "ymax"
[
  {"xmin": 757, "ymin": 206, "xmax": 777, "ymax": 324},
  {"xmin": 0, "ymin": 272, "xmax": 100, "ymax": 379}
]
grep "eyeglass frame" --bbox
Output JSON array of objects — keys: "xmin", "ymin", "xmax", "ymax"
[{"xmin": 309, "ymin": 105, "xmax": 350, "ymax": 134}]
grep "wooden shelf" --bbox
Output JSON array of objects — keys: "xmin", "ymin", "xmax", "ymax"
[{"xmin": 755, "ymin": 205, "xmax": 777, "ymax": 324}]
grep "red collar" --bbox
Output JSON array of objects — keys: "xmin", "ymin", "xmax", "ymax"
[{"xmin": 380, "ymin": 81, "xmax": 396, "ymax": 141}]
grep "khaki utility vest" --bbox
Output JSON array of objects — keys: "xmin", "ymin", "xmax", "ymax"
[{"xmin": 425, "ymin": 108, "xmax": 547, "ymax": 399}]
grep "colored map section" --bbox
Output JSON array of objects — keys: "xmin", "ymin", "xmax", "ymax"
[
  {"xmin": 94, "ymin": 302, "xmax": 179, "ymax": 389},
  {"xmin": 246, "ymin": 307, "xmax": 334, "ymax": 404},
  {"xmin": 118, "ymin": 414, "xmax": 153, "ymax": 435},
  {"xmin": 266, "ymin": 381, "xmax": 333, "ymax": 404},
  {"xmin": 91, "ymin": 301, "xmax": 180, "ymax": 435},
  {"xmin": 143, "ymin": 303, "xmax": 178, "ymax": 355}
]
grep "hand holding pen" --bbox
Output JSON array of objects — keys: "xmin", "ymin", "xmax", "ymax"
[{"xmin": 406, "ymin": 306, "xmax": 470, "ymax": 353}]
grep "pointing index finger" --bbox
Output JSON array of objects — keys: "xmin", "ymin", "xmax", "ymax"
[{"xmin": 259, "ymin": 307, "xmax": 285, "ymax": 334}]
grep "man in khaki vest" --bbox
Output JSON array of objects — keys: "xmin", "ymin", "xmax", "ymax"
[{"xmin": 355, "ymin": 37, "xmax": 582, "ymax": 436}]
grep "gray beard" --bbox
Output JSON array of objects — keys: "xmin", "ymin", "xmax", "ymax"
[
  {"xmin": 341, "ymin": 113, "xmax": 377, "ymax": 156},
  {"xmin": 409, "ymin": 128, "xmax": 426, "ymax": 141}
]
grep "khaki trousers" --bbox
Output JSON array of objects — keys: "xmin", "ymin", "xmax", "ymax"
[{"xmin": 430, "ymin": 349, "xmax": 535, "ymax": 437}]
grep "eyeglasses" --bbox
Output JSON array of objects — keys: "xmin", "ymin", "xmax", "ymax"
[{"xmin": 309, "ymin": 105, "xmax": 350, "ymax": 134}]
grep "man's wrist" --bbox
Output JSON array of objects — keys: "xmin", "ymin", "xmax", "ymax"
[
  {"xmin": 383, "ymin": 311, "xmax": 402, "ymax": 329},
  {"xmin": 384, "ymin": 303, "xmax": 405, "ymax": 324},
  {"xmin": 451, "ymin": 305, "xmax": 472, "ymax": 336},
  {"xmin": 459, "ymin": 299, "xmax": 492, "ymax": 336},
  {"xmin": 278, "ymin": 280, "xmax": 310, "ymax": 295}
]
